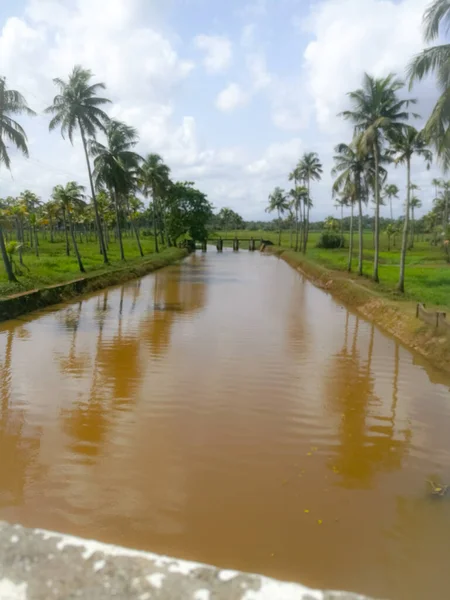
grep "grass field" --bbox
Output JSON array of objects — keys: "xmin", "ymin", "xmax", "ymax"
[
  {"xmin": 0, "ymin": 232, "xmax": 157, "ymax": 298},
  {"xmin": 211, "ymin": 229, "xmax": 450, "ymax": 310},
  {"xmin": 2, "ymin": 228, "xmax": 450, "ymax": 310}
]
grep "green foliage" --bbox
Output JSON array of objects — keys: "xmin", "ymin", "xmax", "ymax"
[
  {"xmin": 317, "ymin": 231, "xmax": 343, "ymax": 249},
  {"xmin": 166, "ymin": 182, "xmax": 213, "ymax": 242}
]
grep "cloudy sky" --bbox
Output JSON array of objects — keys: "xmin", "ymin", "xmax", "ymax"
[{"xmin": 0, "ymin": 0, "xmax": 441, "ymax": 220}]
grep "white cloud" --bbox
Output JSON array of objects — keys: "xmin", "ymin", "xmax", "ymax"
[
  {"xmin": 303, "ymin": 0, "xmax": 430, "ymax": 132},
  {"xmin": 216, "ymin": 83, "xmax": 249, "ymax": 112},
  {"xmin": 194, "ymin": 34, "xmax": 232, "ymax": 73},
  {"xmin": 246, "ymin": 52, "xmax": 271, "ymax": 90}
]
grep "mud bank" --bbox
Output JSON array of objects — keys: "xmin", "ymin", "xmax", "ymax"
[
  {"xmin": 0, "ymin": 248, "xmax": 188, "ymax": 323},
  {"xmin": 268, "ymin": 247, "xmax": 450, "ymax": 375}
]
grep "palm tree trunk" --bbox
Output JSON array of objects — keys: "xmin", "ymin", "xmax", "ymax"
[
  {"xmin": 79, "ymin": 121, "xmax": 108, "ymax": 264},
  {"xmin": 303, "ymin": 179, "xmax": 310, "ymax": 253},
  {"xmin": 373, "ymin": 142, "xmax": 380, "ymax": 283},
  {"xmin": 295, "ymin": 205, "xmax": 300, "ymax": 252},
  {"xmin": 340, "ymin": 203, "xmax": 344, "ymax": 248},
  {"xmin": 278, "ymin": 209, "xmax": 281, "ymax": 246},
  {"xmin": 62, "ymin": 209, "xmax": 70, "ymax": 256},
  {"xmin": 348, "ymin": 202, "xmax": 354, "ymax": 272},
  {"xmin": 398, "ymin": 157, "xmax": 411, "ymax": 293},
  {"xmin": 444, "ymin": 197, "xmax": 449, "ymax": 239},
  {"xmin": 125, "ymin": 198, "xmax": 144, "ymax": 257},
  {"xmin": 112, "ymin": 189, "xmax": 125, "ymax": 261},
  {"xmin": 50, "ymin": 217, "xmax": 54, "ymax": 243},
  {"xmin": 0, "ymin": 223, "xmax": 16, "ymax": 282},
  {"xmin": 410, "ymin": 207, "xmax": 415, "ymax": 250},
  {"xmin": 390, "ymin": 197, "xmax": 393, "ymax": 221},
  {"xmin": 34, "ymin": 226, "xmax": 39, "ymax": 258},
  {"xmin": 67, "ymin": 211, "xmax": 85, "ymax": 273},
  {"xmin": 17, "ymin": 220, "xmax": 23, "ymax": 266},
  {"xmin": 357, "ymin": 176, "xmax": 363, "ymax": 276},
  {"xmin": 151, "ymin": 186, "xmax": 159, "ymax": 253}
]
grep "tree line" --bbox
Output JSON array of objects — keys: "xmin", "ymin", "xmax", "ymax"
[
  {"xmin": 266, "ymin": 0, "xmax": 450, "ymax": 293},
  {"xmin": 0, "ymin": 66, "xmax": 213, "ymax": 283}
]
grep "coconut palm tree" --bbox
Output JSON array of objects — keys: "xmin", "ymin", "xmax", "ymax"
[
  {"xmin": 390, "ymin": 126, "xmax": 432, "ymax": 292},
  {"xmin": 139, "ymin": 154, "xmax": 171, "ymax": 253},
  {"xmin": 266, "ymin": 187, "xmax": 289, "ymax": 246},
  {"xmin": 52, "ymin": 182, "xmax": 86, "ymax": 273},
  {"xmin": 0, "ymin": 77, "xmax": 35, "ymax": 282},
  {"xmin": 332, "ymin": 141, "xmax": 371, "ymax": 276},
  {"xmin": 297, "ymin": 152, "xmax": 322, "ymax": 253},
  {"xmin": 410, "ymin": 195, "xmax": 423, "ymax": 248},
  {"xmin": 45, "ymin": 65, "xmax": 111, "ymax": 263},
  {"xmin": 408, "ymin": 0, "xmax": 450, "ymax": 168},
  {"xmin": 90, "ymin": 120, "xmax": 142, "ymax": 261},
  {"xmin": 289, "ymin": 186, "xmax": 307, "ymax": 251},
  {"xmin": 384, "ymin": 183, "xmax": 400, "ymax": 221},
  {"xmin": 432, "ymin": 177, "xmax": 444, "ymax": 201},
  {"xmin": 340, "ymin": 73, "xmax": 416, "ymax": 282}
]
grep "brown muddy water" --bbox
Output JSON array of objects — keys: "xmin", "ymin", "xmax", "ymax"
[{"xmin": 1, "ymin": 250, "xmax": 450, "ymax": 599}]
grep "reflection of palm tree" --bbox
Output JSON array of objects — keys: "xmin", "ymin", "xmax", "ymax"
[
  {"xmin": 61, "ymin": 292, "xmax": 111, "ymax": 458},
  {"xmin": 326, "ymin": 318, "xmax": 411, "ymax": 489},
  {"xmin": 0, "ymin": 328, "xmax": 43, "ymax": 506},
  {"xmin": 57, "ymin": 303, "xmax": 90, "ymax": 378}
]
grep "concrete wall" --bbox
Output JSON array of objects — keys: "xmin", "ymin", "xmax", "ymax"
[{"xmin": 0, "ymin": 522, "xmax": 376, "ymax": 599}]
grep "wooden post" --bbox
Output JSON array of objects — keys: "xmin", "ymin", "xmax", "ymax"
[
  {"xmin": 234, "ymin": 238, "xmax": 239, "ymax": 251},
  {"xmin": 202, "ymin": 241, "xmax": 207, "ymax": 252}
]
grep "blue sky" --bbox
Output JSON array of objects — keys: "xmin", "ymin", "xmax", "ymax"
[{"xmin": 0, "ymin": 0, "xmax": 440, "ymax": 220}]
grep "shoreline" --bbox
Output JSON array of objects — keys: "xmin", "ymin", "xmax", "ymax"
[
  {"xmin": 0, "ymin": 248, "xmax": 188, "ymax": 323},
  {"xmin": 266, "ymin": 246, "xmax": 450, "ymax": 376}
]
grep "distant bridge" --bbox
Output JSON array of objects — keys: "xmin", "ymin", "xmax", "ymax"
[{"xmin": 197, "ymin": 238, "xmax": 268, "ymax": 252}]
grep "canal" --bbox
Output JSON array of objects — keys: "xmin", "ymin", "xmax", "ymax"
[{"xmin": 0, "ymin": 249, "xmax": 450, "ymax": 599}]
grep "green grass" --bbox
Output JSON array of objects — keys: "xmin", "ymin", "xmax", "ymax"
[
  {"xmin": 0, "ymin": 232, "xmax": 158, "ymax": 298},
  {"xmin": 213, "ymin": 229, "xmax": 450, "ymax": 310}
]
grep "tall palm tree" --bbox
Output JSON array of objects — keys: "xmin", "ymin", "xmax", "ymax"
[
  {"xmin": 410, "ymin": 195, "xmax": 423, "ymax": 248},
  {"xmin": 0, "ymin": 77, "xmax": 35, "ymax": 282},
  {"xmin": 390, "ymin": 126, "xmax": 432, "ymax": 292},
  {"xmin": 45, "ymin": 65, "xmax": 111, "ymax": 264},
  {"xmin": 289, "ymin": 186, "xmax": 307, "ymax": 251},
  {"xmin": 52, "ymin": 182, "xmax": 86, "ymax": 273},
  {"xmin": 297, "ymin": 152, "xmax": 322, "ymax": 253},
  {"xmin": 432, "ymin": 177, "xmax": 444, "ymax": 201},
  {"xmin": 340, "ymin": 73, "xmax": 415, "ymax": 282},
  {"xmin": 408, "ymin": 0, "xmax": 450, "ymax": 168},
  {"xmin": 139, "ymin": 154, "xmax": 171, "ymax": 253},
  {"xmin": 90, "ymin": 120, "xmax": 142, "ymax": 261},
  {"xmin": 384, "ymin": 183, "xmax": 400, "ymax": 221},
  {"xmin": 266, "ymin": 187, "xmax": 289, "ymax": 245},
  {"xmin": 332, "ymin": 141, "xmax": 370, "ymax": 276}
]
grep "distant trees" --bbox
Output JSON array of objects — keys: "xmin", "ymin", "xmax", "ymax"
[{"xmin": 266, "ymin": 187, "xmax": 289, "ymax": 245}]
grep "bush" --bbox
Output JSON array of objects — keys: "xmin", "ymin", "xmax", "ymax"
[{"xmin": 316, "ymin": 232, "xmax": 344, "ymax": 249}]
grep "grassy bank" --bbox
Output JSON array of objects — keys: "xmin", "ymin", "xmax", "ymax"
[
  {"xmin": 0, "ymin": 246, "xmax": 187, "ymax": 322},
  {"xmin": 266, "ymin": 246, "xmax": 450, "ymax": 375},
  {"xmin": 213, "ymin": 229, "xmax": 450, "ymax": 310},
  {"xmin": 0, "ymin": 235, "xmax": 159, "ymax": 298}
]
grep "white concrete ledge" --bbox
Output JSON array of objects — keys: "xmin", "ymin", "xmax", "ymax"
[{"xmin": 0, "ymin": 522, "xmax": 377, "ymax": 599}]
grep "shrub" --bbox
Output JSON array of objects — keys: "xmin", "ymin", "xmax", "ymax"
[{"xmin": 316, "ymin": 231, "xmax": 343, "ymax": 249}]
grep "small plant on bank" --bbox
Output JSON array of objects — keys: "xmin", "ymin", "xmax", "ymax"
[{"xmin": 316, "ymin": 231, "xmax": 343, "ymax": 249}]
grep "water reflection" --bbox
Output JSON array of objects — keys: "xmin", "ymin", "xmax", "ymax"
[
  {"xmin": 0, "ymin": 329, "xmax": 43, "ymax": 508},
  {"xmin": 326, "ymin": 318, "xmax": 411, "ymax": 489},
  {"xmin": 0, "ymin": 251, "xmax": 450, "ymax": 600}
]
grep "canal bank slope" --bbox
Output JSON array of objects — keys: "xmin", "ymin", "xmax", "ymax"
[
  {"xmin": 0, "ymin": 248, "xmax": 188, "ymax": 323},
  {"xmin": 266, "ymin": 247, "xmax": 450, "ymax": 375}
]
